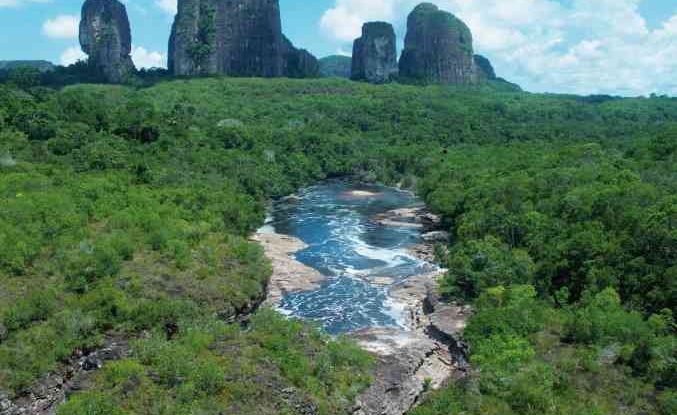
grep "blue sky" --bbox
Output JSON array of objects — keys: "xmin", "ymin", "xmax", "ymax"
[{"xmin": 0, "ymin": 0, "xmax": 675, "ymax": 96}]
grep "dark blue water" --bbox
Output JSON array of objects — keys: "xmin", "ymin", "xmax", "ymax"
[{"xmin": 267, "ymin": 181, "xmax": 436, "ymax": 334}]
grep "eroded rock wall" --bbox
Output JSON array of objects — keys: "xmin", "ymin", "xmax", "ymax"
[
  {"xmin": 399, "ymin": 3, "xmax": 477, "ymax": 85},
  {"xmin": 79, "ymin": 0, "xmax": 135, "ymax": 83},
  {"xmin": 169, "ymin": 0, "xmax": 317, "ymax": 78},
  {"xmin": 351, "ymin": 22, "xmax": 398, "ymax": 84}
]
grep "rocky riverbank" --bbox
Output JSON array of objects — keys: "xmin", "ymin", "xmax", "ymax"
[
  {"xmin": 351, "ymin": 271, "xmax": 470, "ymax": 415},
  {"xmin": 254, "ymin": 204, "xmax": 469, "ymax": 415},
  {"xmin": 251, "ymin": 230, "xmax": 326, "ymax": 306},
  {"xmin": 350, "ymin": 207, "xmax": 469, "ymax": 415}
]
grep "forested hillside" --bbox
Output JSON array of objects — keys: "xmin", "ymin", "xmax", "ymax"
[{"xmin": 0, "ymin": 77, "xmax": 675, "ymax": 414}]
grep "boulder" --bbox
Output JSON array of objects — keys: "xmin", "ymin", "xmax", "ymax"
[
  {"xmin": 351, "ymin": 22, "xmax": 398, "ymax": 84},
  {"xmin": 421, "ymin": 231, "xmax": 450, "ymax": 243},
  {"xmin": 79, "ymin": 0, "xmax": 135, "ymax": 83},
  {"xmin": 399, "ymin": 3, "xmax": 477, "ymax": 85},
  {"xmin": 169, "ymin": 0, "xmax": 318, "ymax": 78}
]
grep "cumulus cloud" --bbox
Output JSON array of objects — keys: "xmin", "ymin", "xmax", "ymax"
[
  {"xmin": 42, "ymin": 15, "xmax": 79, "ymax": 40},
  {"xmin": 320, "ymin": 0, "xmax": 402, "ymax": 42},
  {"xmin": 131, "ymin": 46, "xmax": 166, "ymax": 69},
  {"xmin": 155, "ymin": 0, "xmax": 176, "ymax": 15},
  {"xmin": 320, "ymin": 0, "xmax": 677, "ymax": 95},
  {"xmin": 60, "ymin": 46, "xmax": 86, "ymax": 66}
]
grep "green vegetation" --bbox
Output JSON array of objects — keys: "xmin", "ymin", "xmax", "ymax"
[{"xmin": 0, "ymin": 74, "xmax": 675, "ymax": 414}]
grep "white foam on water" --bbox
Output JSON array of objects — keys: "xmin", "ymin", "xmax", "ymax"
[{"xmin": 274, "ymin": 181, "xmax": 437, "ymax": 333}]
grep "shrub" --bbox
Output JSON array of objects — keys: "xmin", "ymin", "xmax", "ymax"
[
  {"xmin": 2, "ymin": 289, "xmax": 57, "ymax": 332},
  {"xmin": 57, "ymin": 392, "xmax": 126, "ymax": 415}
]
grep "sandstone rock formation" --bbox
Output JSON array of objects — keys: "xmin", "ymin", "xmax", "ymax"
[
  {"xmin": 399, "ymin": 3, "xmax": 477, "ymax": 85},
  {"xmin": 169, "ymin": 0, "xmax": 318, "ymax": 78},
  {"xmin": 283, "ymin": 36, "xmax": 320, "ymax": 78},
  {"xmin": 474, "ymin": 54, "xmax": 496, "ymax": 81},
  {"xmin": 79, "ymin": 0, "xmax": 135, "ymax": 83},
  {"xmin": 319, "ymin": 55, "xmax": 352, "ymax": 78},
  {"xmin": 351, "ymin": 22, "xmax": 398, "ymax": 84}
]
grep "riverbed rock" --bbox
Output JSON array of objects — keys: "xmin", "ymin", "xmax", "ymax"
[
  {"xmin": 352, "ymin": 328, "xmax": 452, "ymax": 415},
  {"xmin": 79, "ymin": 0, "xmax": 135, "ymax": 83},
  {"xmin": 421, "ymin": 231, "xmax": 450, "ymax": 243},
  {"xmin": 399, "ymin": 3, "xmax": 478, "ymax": 85},
  {"xmin": 351, "ymin": 22, "xmax": 398, "ymax": 84},
  {"xmin": 169, "ymin": 0, "xmax": 318, "ymax": 78},
  {"xmin": 251, "ymin": 231, "xmax": 325, "ymax": 305},
  {"xmin": 372, "ymin": 206, "xmax": 442, "ymax": 231}
]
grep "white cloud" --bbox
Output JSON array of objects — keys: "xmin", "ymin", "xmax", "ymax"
[
  {"xmin": 155, "ymin": 0, "xmax": 176, "ymax": 15},
  {"xmin": 42, "ymin": 15, "xmax": 79, "ymax": 40},
  {"xmin": 60, "ymin": 46, "xmax": 86, "ymax": 66},
  {"xmin": 320, "ymin": 0, "xmax": 677, "ymax": 96},
  {"xmin": 320, "ymin": 0, "xmax": 401, "ymax": 42},
  {"xmin": 132, "ymin": 46, "xmax": 166, "ymax": 69}
]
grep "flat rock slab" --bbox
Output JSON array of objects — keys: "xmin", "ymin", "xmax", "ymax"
[
  {"xmin": 351, "ymin": 328, "xmax": 452, "ymax": 415},
  {"xmin": 252, "ymin": 231, "xmax": 325, "ymax": 305},
  {"xmin": 429, "ymin": 305, "xmax": 470, "ymax": 340}
]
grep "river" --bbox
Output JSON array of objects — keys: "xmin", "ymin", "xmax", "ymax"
[{"xmin": 262, "ymin": 180, "xmax": 437, "ymax": 334}]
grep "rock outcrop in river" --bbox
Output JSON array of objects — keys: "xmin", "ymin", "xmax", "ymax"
[
  {"xmin": 79, "ymin": 0, "xmax": 135, "ymax": 83},
  {"xmin": 399, "ymin": 3, "xmax": 478, "ymax": 85},
  {"xmin": 168, "ymin": 0, "xmax": 318, "ymax": 78},
  {"xmin": 351, "ymin": 22, "xmax": 398, "ymax": 84}
]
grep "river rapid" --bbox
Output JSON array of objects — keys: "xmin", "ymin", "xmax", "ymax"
[{"xmin": 261, "ymin": 180, "xmax": 438, "ymax": 335}]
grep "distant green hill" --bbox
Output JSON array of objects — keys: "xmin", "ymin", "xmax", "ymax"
[
  {"xmin": 0, "ymin": 60, "xmax": 54, "ymax": 72},
  {"xmin": 319, "ymin": 55, "xmax": 352, "ymax": 78}
]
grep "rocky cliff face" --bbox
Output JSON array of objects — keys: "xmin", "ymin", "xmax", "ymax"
[
  {"xmin": 282, "ymin": 36, "xmax": 320, "ymax": 78},
  {"xmin": 169, "ymin": 0, "xmax": 317, "ymax": 78},
  {"xmin": 79, "ymin": 0, "xmax": 135, "ymax": 83},
  {"xmin": 351, "ymin": 22, "xmax": 398, "ymax": 84},
  {"xmin": 474, "ymin": 54, "xmax": 496, "ymax": 81},
  {"xmin": 399, "ymin": 3, "xmax": 477, "ymax": 85}
]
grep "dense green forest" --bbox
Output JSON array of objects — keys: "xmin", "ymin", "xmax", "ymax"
[{"xmin": 0, "ymin": 74, "xmax": 675, "ymax": 414}]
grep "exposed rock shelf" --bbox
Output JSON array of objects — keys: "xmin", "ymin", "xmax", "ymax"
[
  {"xmin": 252, "ymin": 230, "xmax": 326, "ymax": 306},
  {"xmin": 0, "ymin": 336, "xmax": 130, "ymax": 415},
  {"xmin": 254, "ymin": 201, "xmax": 469, "ymax": 415},
  {"xmin": 352, "ymin": 269, "xmax": 470, "ymax": 415}
]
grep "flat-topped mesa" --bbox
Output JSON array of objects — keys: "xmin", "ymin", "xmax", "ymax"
[
  {"xmin": 351, "ymin": 22, "xmax": 398, "ymax": 84},
  {"xmin": 169, "ymin": 0, "xmax": 318, "ymax": 78},
  {"xmin": 79, "ymin": 0, "xmax": 135, "ymax": 83},
  {"xmin": 399, "ymin": 3, "xmax": 478, "ymax": 85}
]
